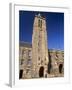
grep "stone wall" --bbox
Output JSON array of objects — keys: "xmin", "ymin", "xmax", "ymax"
[
  {"xmin": 19, "ymin": 14, "xmax": 64, "ymax": 79},
  {"xmin": 19, "ymin": 42, "xmax": 64, "ymax": 79}
]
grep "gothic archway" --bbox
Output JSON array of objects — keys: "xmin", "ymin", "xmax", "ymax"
[{"xmin": 39, "ymin": 66, "xmax": 44, "ymax": 77}]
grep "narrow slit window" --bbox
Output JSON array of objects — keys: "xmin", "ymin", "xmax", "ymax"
[
  {"xmin": 40, "ymin": 20, "xmax": 42, "ymax": 28},
  {"xmin": 38, "ymin": 19, "xmax": 40, "ymax": 27},
  {"xmin": 38, "ymin": 19, "xmax": 42, "ymax": 28}
]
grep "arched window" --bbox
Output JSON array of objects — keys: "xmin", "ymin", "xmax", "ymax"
[
  {"xmin": 38, "ymin": 19, "xmax": 42, "ymax": 28},
  {"xmin": 40, "ymin": 20, "xmax": 42, "ymax": 28},
  {"xmin": 38, "ymin": 19, "xmax": 40, "ymax": 27}
]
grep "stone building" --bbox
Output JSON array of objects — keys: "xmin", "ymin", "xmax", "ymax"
[
  {"xmin": 32, "ymin": 13, "xmax": 49, "ymax": 78},
  {"xmin": 19, "ymin": 13, "xmax": 64, "ymax": 79}
]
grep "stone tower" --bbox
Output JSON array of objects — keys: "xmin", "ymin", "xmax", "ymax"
[{"xmin": 32, "ymin": 13, "xmax": 49, "ymax": 78}]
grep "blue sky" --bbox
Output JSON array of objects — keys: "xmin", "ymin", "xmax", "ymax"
[{"xmin": 19, "ymin": 11, "xmax": 64, "ymax": 50}]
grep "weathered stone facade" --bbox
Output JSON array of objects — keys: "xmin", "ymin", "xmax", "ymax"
[
  {"xmin": 19, "ymin": 42, "xmax": 32, "ymax": 79},
  {"xmin": 19, "ymin": 14, "xmax": 64, "ymax": 79},
  {"xmin": 32, "ymin": 13, "xmax": 49, "ymax": 78},
  {"xmin": 19, "ymin": 42, "xmax": 64, "ymax": 79}
]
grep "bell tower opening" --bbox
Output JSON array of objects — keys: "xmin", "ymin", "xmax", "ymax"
[{"xmin": 39, "ymin": 66, "xmax": 44, "ymax": 77}]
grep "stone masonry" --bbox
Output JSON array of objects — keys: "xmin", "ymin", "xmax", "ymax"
[{"xmin": 19, "ymin": 14, "xmax": 64, "ymax": 79}]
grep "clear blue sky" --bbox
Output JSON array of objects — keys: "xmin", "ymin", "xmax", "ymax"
[{"xmin": 19, "ymin": 11, "xmax": 64, "ymax": 50}]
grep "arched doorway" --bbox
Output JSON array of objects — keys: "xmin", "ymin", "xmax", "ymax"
[
  {"xmin": 59, "ymin": 64, "xmax": 63, "ymax": 73},
  {"xmin": 19, "ymin": 70, "xmax": 23, "ymax": 79},
  {"xmin": 39, "ymin": 66, "xmax": 44, "ymax": 77}
]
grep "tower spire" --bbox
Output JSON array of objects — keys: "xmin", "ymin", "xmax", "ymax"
[{"xmin": 38, "ymin": 13, "xmax": 41, "ymax": 17}]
